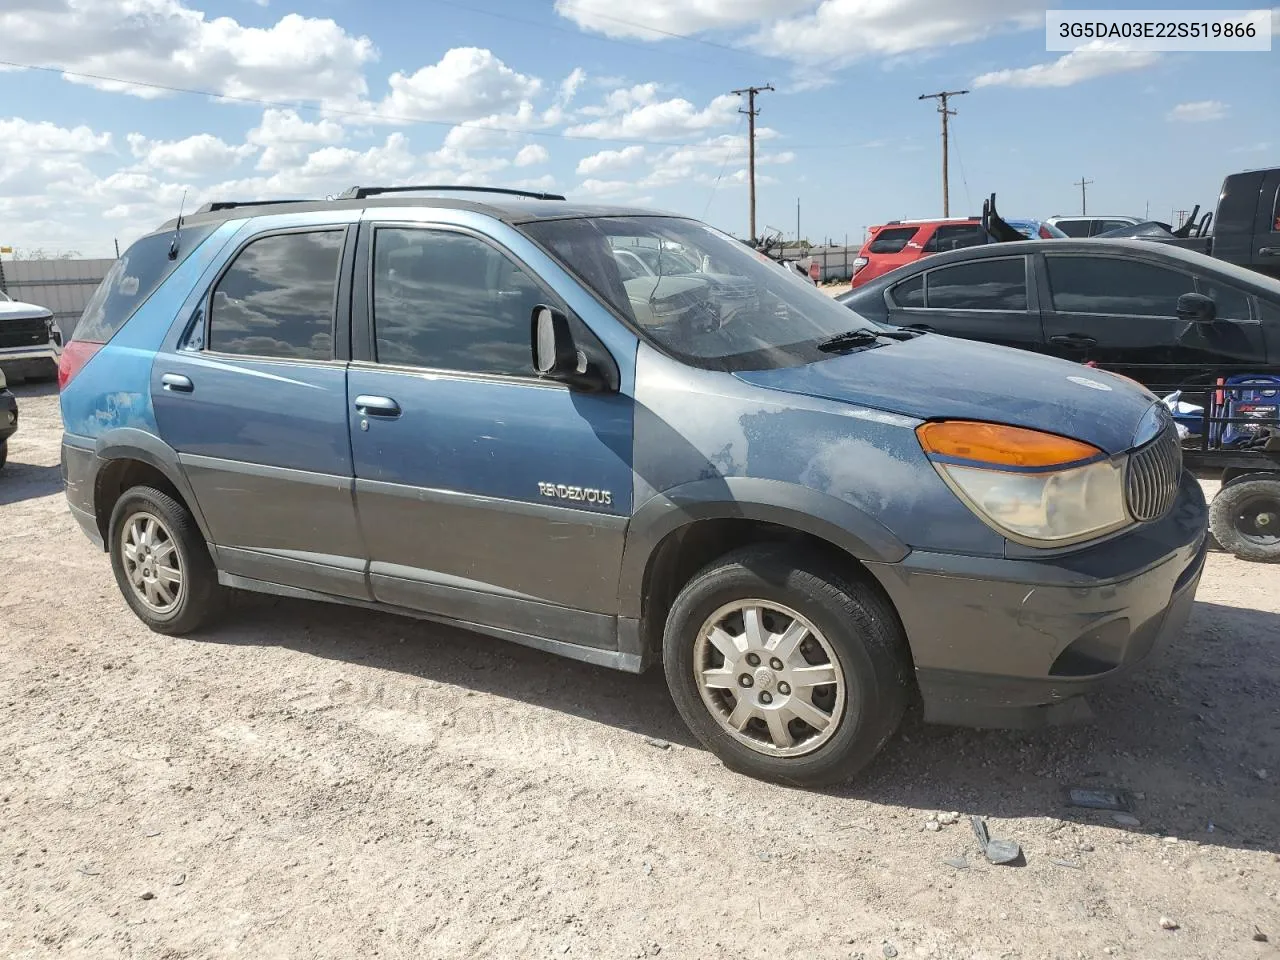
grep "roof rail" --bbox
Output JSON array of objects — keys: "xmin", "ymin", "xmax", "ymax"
[
  {"xmin": 337, "ymin": 184, "xmax": 567, "ymax": 202},
  {"xmin": 194, "ymin": 199, "xmax": 319, "ymax": 214}
]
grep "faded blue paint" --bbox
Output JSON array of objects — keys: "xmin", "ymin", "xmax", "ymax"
[{"xmin": 59, "ymin": 220, "xmax": 243, "ymax": 438}]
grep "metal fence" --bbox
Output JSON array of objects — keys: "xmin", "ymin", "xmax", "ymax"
[
  {"xmin": 795, "ymin": 246, "xmax": 859, "ymax": 283},
  {"xmin": 0, "ymin": 258, "xmax": 113, "ymax": 339}
]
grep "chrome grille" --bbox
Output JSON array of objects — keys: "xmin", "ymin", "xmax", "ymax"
[{"xmin": 1125, "ymin": 424, "xmax": 1181, "ymax": 522}]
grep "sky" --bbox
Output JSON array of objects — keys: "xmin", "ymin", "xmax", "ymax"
[{"xmin": 0, "ymin": 0, "xmax": 1277, "ymax": 258}]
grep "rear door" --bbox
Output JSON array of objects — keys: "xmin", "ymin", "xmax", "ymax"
[
  {"xmin": 921, "ymin": 222, "xmax": 984, "ymax": 254},
  {"xmin": 151, "ymin": 224, "xmax": 369, "ymax": 600},
  {"xmin": 893, "ymin": 256, "xmax": 1044, "ymax": 354},
  {"xmin": 345, "ymin": 221, "xmax": 633, "ymax": 649},
  {"xmin": 1040, "ymin": 252, "xmax": 1266, "ymax": 388}
]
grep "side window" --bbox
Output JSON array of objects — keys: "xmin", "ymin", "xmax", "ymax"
[
  {"xmin": 926, "ymin": 259, "xmax": 1028, "ymax": 311},
  {"xmin": 890, "ymin": 274, "xmax": 924, "ymax": 308},
  {"xmin": 868, "ymin": 227, "xmax": 918, "ymax": 254},
  {"xmin": 208, "ymin": 231, "xmax": 343, "ymax": 360},
  {"xmin": 923, "ymin": 224, "xmax": 982, "ymax": 253},
  {"xmin": 1195, "ymin": 278, "xmax": 1251, "ymax": 321},
  {"xmin": 371, "ymin": 228, "xmax": 545, "ymax": 376},
  {"xmin": 1094, "ymin": 220, "xmax": 1133, "ymax": 235},
  {"xmin": 1046, "ymin": 256, "xmax": 1194, "ymax": 316}
]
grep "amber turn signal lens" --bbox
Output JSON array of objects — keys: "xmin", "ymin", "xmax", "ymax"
[{"xmin": 916, "ymin": 421, "xmax": 1101, "ymax": 468}]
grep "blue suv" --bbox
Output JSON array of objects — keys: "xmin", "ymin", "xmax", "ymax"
[{"xmin": 60, "ymin": 185, "xmax": 1208, "ymax": 785}]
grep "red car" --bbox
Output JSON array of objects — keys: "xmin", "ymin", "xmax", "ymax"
[{"xmin": 849, "ymin": 217, "xmax": 1066, "ymax": 288}]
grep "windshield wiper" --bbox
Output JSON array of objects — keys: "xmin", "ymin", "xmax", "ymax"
[{"xmin": 816, "ymin": 328, "xmax": 885, "ymax": 352}]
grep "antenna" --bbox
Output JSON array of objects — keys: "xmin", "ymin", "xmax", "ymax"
[{"xmin": 168, "ymin": 189, "xmax": 188, "ymax": 261}]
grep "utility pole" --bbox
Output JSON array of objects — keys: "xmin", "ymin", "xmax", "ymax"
[
  {"xmin": 796, "ymin": 197, "xmax": 800, "ymax": 247},
  {"xmin": 1074, "ymin": 176, "xmax": 1094, "ymax": 215},
  {"xmin": 732, "ymin": 84, "xmax": 773, "ymax": 243},
  {"xmin": 918, "ymin": 89, "xmax": 968, "ymax": 216}
]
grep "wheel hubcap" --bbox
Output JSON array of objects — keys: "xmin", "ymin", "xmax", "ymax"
[
  {"xmin": 1235, "ymin": 495, "xmax": 1280, "ymax": 547},
  {"xmin": 693, "ymin": 600, "xmax": 846, "ymax": 758},
  {"xmin": 120, "ymin": 512, "xmax": 184, "ymax": 613}
]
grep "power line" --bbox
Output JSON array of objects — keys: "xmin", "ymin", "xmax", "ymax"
[
  {"xmin": 702, "ymin": 113, "xmax": 745, "ymax": 219},
  {"xmin": 563, "ymin": 8, "xmax": 788, "ymax": 62},
  {"xmin": 0, "ymin": 59, "xmax": 709, "ymax": 148}
]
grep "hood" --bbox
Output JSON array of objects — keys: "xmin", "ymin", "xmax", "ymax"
[
  {"xmin": 734, "ymin": 334, "xmax": 1157, "ymax": 455},
  {"xmin": 0, "ymin": 299, "xmax": 53, "ymax": 322}
]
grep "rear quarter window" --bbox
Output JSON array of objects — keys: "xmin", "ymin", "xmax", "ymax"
[
  {"xmin": 868, "ymin": 227, "xmax": 918, "ymax": 254},
  {"xmin": 890, "ymin": 274, "xmax": 924, "ymax": 307},
  {"xmin": 74, "ymin": 225, "xmax": 217, "ymax": 343}
]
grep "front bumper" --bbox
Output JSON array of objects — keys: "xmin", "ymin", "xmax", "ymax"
[
  {"xmin": 0, "ymin": 389, "xmax": 17, "ymax": 443},
  {"xmin": 867, "ymin": 470, "xmax": 1208, "ymax": 729},
  {"xmin": 0, "ymin": 343, "xmax": 60, "ymax": 363}
]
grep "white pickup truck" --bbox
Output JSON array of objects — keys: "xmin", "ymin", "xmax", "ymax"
[{"xmin": 0, "ymin": 289, "xmax": 62, "ymax": 382}]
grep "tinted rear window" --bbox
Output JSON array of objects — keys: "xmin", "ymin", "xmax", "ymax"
[
  {"xmin": 927, "ymin": 259, "xmax": 1028, "ymax": 311},
  {"xmin": 868, "ymin": 227, "xmax": 918, "ymax": 254},
  {"xmin": 1053, "ymin": 220, "xmax": 1091, "ymax": 238},
  {"xmin": 75, "ymin": 225, "xmax": 217, "ymax": 343},
  {"xmin": 923, "ymin": 224, "xmax": 983, "ymax": 253}
]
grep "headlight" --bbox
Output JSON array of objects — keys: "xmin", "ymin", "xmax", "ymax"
[{"xmin": 917, "ymin": 421, "xmax": 1130, "ymax": 546}]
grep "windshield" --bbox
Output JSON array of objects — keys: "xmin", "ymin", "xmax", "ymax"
[{"xmin": 520, "ymin": 216, "xmax": 883, "ymax": 371}]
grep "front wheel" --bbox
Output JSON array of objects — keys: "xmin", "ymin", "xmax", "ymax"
[
  {"xmin": 1209, "ymin": 477, "xmax": 1280, "ymax": 562},
  {"xmin": 662, "ymin": 546, "xmax": 911, "ymax": 787},
  {"xmin": 108, "ymin": 485, "xmax": 225, "ymax": 634}
]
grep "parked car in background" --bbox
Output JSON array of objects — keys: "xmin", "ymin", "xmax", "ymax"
[
  {"xmin": 849, "ymin": 215, "xmax": 1063, "ymax": 289},
  {"xmin": 0, "ymin": 288, "xmax": 62, "ymax": 382},
  {"xmin": 850, "ymin": 218, "xmax": 984, "ymax": 288},
  {"xmin": 60, "ymin": 185, "xmax": 1206, "ymax": 786},
  {"xmin": 1047, "ymin": 215, "xmax": 1144, "ymax": 238},
  {"xmin": 836, "ymin": 238, "xmax": 1280, "ymax": 389},
  {"xmin": 1099, "ymin": 166, "xmax": 1280, "ymax": 281},
  {"xmin": 0, "ymin": 366, "xmax": 16, "ymax": 471}
]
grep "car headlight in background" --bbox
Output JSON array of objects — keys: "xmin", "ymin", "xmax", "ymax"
[{"xmin": 916, "ymin": 420, "xmax": 1130, "ymax": 547}]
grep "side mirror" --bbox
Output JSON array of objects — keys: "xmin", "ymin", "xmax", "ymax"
[
  {"xmin": 531, "ymin": 305, "xmax": 609, "ymax": 391},
  {"xmin": 1176, "ymin": 292, "xmax": 1216, "ymax": 324}
]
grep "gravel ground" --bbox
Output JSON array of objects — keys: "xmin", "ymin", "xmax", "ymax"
[{"xmin": 2, "ymin": 383, "xmax": 1278, "ymax": 960}]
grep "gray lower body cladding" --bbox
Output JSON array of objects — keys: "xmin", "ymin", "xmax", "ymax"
[{"xmin": 866, "ymin": 470, "xmax": 1208, "ymax": 728}]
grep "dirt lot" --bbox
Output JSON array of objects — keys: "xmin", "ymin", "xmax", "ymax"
[{"xmin": 2, "ymin": 383, "xmax": 1278, "ymax": 959}]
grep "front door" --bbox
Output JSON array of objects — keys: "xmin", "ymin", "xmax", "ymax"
[
  {"xmin": 347, "ymin": 223, "xmax": 633, "ymax": 650},
  {"xmin": 152, "ymin": 225, "xmax": 369, "ymax": 600},
  {"xmin": 1040, "ymin": 253, "xmax": 1265, "ymax": 390}
]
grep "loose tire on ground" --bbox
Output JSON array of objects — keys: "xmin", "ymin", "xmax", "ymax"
[
  {"xmin": 1209, "ymin": 477, "xmax": 1280, "ymax": 563},
  {"xmin": 108, "ymin": 485, "xmax": 225, "ymax": 634},
  {"xmin": 662, "ymin": 544, "xmax": 912, "ymax": 787}
]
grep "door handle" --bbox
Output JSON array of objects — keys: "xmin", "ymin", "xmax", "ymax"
[
  {"xmin": 354, "ymin": 395, "xmax": 401, "ymax": 418},
  {"xmin": 1049, "ymin": 334, "xmax": 1097, "ymax": 348},
  {"xmin": 160, "ymin": 373, "xmax": 194, "ymax": 393},
  {"xmin": 1260, "ymin": 247, "xmax": 1278, "ymax": 257}
]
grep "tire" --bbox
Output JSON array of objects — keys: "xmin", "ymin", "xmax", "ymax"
[
  {"xmin": 0, "ymin": 440, "xmax": 7, "ymax": 471},
  {"xmin": 662, "ymin": 545, "xmax": 911, "ymax": 787},
  {"xmin": 108, "ymin": 485, "xmax": 225, "ymax": 634},
  {"xmin": 1208, "ymin": 477, "xmax": 1280, "ymax": 563}
]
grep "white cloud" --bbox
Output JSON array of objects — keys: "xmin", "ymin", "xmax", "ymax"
[
  {"xmin": 751, "ymin": 0, "xmax": 1042, "ymax": 65},
  {"xmin": 566, "ymin": 92, "xmax": 739, "ymax": 140},
  {"xmin": 557, "ymin": 67, "xmax": 587, "ymax": 106},
  {"xmin": 555, "ymin": 0, "xmax": 811, "ymax": 39},
  {"xmin": 127, "ymin": 132, "xmax": 255, "ymax": 177},
  {"xmin": 246, "ymin": 109, "xmax": 345, "ymax": 171},
  {"xmin": 577, "ymin": 178, "xmax": 635, "ymax": 197},
  {"xmin": 0, "ymin": 117, "xmax": 112, "ymax": 155},
  {"xmin": 514, "ymin": 144, "xmax": 549, "ymax": 167},
  {"xmin": 377, "ymin": 47, "xmax": 541, "ymax": 122},
  {"xmin": 576, "ymin": 145, "xmax": 645, "ymax": 175},
  {"xmin": 972, "ymin": 42, "xmax": 1160, "ymax": 88},
  {"xmin": 1167, "ymin": 100, "xmax": 1229, "ymax": 123},
  {"xmin": 0, "ymin": 1, "xmax": 376, "ymax": 107}
]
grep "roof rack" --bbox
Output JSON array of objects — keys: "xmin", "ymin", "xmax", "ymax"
[
  {"xmin": 336, "ymin": 184, "xmax": 566, "ymax": 201},
  {"xmin": 194, "ymin": 199, "xmax": 320, "ymax": 214}
]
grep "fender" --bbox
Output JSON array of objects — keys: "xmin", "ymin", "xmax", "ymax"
[
  {"xmin": 93, "ymin": 427, "xmax": 215, "ymax": 544},
  {"xmin": 616, "ymin": 476, "xmax": 909, "ymax": 619}
]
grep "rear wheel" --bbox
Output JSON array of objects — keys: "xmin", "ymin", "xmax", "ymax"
[
  {"xmin": 1209, "ymin": 477, "xmax": 1280, "ymax": 562},
  {"xmin": 108, "ymin": 485, "xmax": 225, "ymax": 634},
  {"xmin": 662, "ymin": 545, "xmax": 911, "ymax": 787}
]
